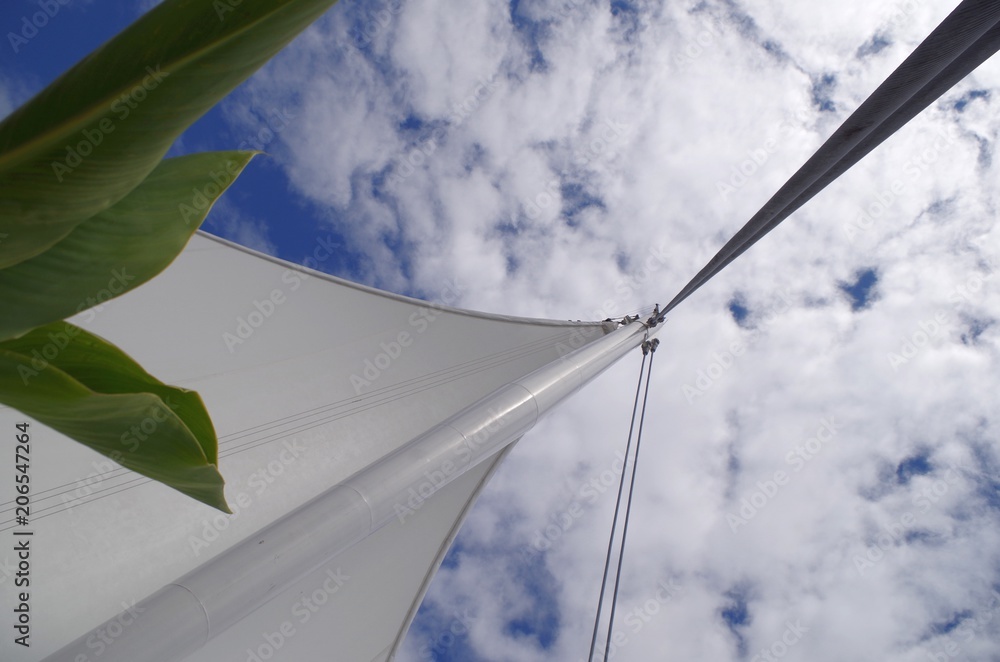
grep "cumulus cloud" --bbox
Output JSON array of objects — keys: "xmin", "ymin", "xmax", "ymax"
[
  {"xmin": 215, "ymin": 0, "xmax": 1000, "ymax": 659},
  {"xmin": 202, "ymin": 198, "xmax": 278, "ymax": 256}
]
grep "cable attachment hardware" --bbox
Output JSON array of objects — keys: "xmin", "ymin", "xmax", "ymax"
[
  {"xmin": 644, "ymin": 304, "xmax": 664, "ymax": 328},
  {"xmin": 640, "ymin": 338, "xmax": 659, "ymax": 355}
]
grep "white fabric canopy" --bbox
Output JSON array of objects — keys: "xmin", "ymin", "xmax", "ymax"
[{"xmin": 0, "ymin": 232, "xmax": 612, "ymax": 661}]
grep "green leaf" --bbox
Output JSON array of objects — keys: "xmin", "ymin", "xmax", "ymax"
[
  {"xmin": 0, "ymin": 321, "xmax": 229, "ymax": 512},
  {"xmin": 0, "ymin": 0, "xmax": 340, "ymax": 268},
  {"xmin": 0, "ymin": 151, "xmax": 257, "ymax": 342}
]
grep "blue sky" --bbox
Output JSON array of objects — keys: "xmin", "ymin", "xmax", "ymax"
[
  {"xmin": 3, "ymin": 1, "xmax": 1000, "ymax": 661},
  {"xmin": 0, "ymin": 0, "xmax": 370, "ymax": 289}
]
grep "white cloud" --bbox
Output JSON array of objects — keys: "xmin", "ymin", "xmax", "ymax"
[
  {"xmin": 219, "ymin": 0, "xmax": 1000, "ymax": 659},
  {"xmin": 204, "ymin": 198, "xmax": 278, "ymax": 256}
]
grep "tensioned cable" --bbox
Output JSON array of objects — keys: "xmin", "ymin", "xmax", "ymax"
[
  {"xmin": 0, "ymin": 330, "xmax": 585, "ymax": 528},
  {"xmin": 660, "ymin": 0, "xmax": 1000, "ymax": 318},
  {"xmin": 1, "ymin": 330, "xmax": 570, "ymax": 512},
  {"xmin": 601, "ymin": 339, "xmax": 657, "ymax": 662},
  {"xmin": 587, "ymin": 343, "xmax": 649, "ymax": 662},
  {"xmin": 0, "ymin": 326, "xmax": 603, "ymax": 528}
]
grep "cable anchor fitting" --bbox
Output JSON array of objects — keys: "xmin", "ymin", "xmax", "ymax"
[{"xmin": 644, "ymin": 304, "xmax": 664, "ymax": 328}]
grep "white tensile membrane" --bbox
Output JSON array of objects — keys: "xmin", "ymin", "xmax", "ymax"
[{"xmin": 0, "ymin": 232, "xmax": 649, "ymax": 661}]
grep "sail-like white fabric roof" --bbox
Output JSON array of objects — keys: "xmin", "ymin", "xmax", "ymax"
[{"xmin": 0, "ymin": 232, "xmax": 614, "ymax": 661}]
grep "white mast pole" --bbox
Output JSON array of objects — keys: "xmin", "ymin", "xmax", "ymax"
[{"xmin": 46, "ymin": 317, "xmax": 659, "ymax": 662}]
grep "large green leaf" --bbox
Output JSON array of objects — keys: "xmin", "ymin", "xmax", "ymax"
[
  {"xmin": 0, "ymin": 151, "xmax": 256, "ymax": 342},
  {"xmin": 0, "ymin": 322, "xmax": 228, "ymax": 512},
  {"xmin": 0, "ymin": 0, "xmax": 340, "ymax": 268}
]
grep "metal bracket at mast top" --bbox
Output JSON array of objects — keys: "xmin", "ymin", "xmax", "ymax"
[{"xmin": 643, "ymin": 303, "xmax": 664, "ymax": 328}]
